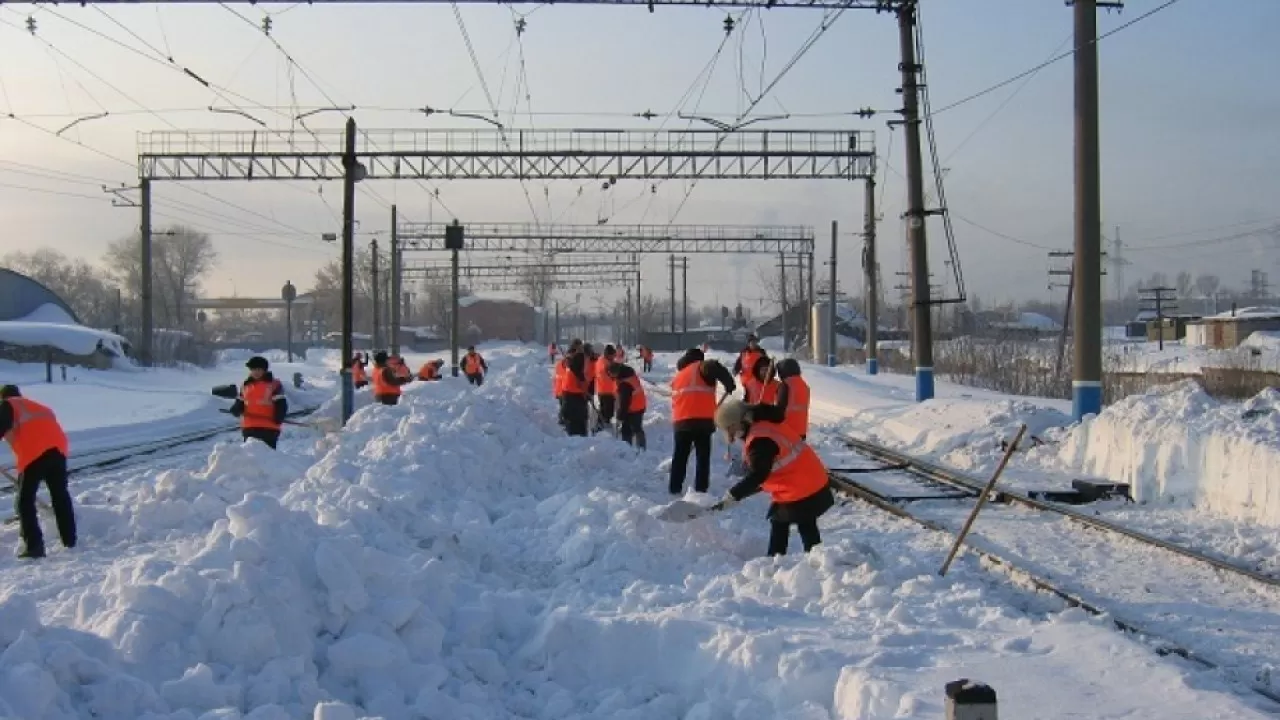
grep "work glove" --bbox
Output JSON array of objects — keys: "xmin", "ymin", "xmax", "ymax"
[
  {"xmin": 228, "ymin": 400, "xmax": 245, "ymax": 418},
  {"xmin": 715, "ymin": 492, "xmax": 739, "ymax": 511}
]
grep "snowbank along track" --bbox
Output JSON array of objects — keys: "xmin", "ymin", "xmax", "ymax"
[
  {"xmin": 641, "ymin": 377, "xmax": 1280, "ymax": 704},
  {"xmin": 830, "ymin": 440, "xmax": 1280, "ymax": 706}
]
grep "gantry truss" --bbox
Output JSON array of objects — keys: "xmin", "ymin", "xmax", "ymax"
[
  {"xmin": 137, "ymin": 129, "xmax": 874, "ymax": 182},
  {"xmin": 403, "ymin": 263, "xmax": 638, "ymax": 282},
  {"xmin": 398, "ymin": 223, "xmax": 815, "ymax": 255},
  {"xmin": 48, "ymin": 0, "xmax": 902, "ymax": 7}
]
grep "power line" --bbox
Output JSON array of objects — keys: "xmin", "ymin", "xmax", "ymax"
[{"xmin": 929, "ymin": 0, "xmax": 1185, "ymax": 117}]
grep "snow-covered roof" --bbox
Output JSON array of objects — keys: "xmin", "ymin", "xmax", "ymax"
[
  {"xmin": 15, "ymin": 302, "xmax": 78, "ymax": 325},
  {"xmin": 1202, "ymin": 306, "xmax": 1280, "ymax": 321},
  {"xmin": 991, "ymin": 312, "xmax": 1062, "ymax": 332},
  {"xmin": 0, "ymin": 321, "xmax": 128, "ymax": 356}
]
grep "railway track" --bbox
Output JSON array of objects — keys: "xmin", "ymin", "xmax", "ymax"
[
  {"xmin": 640, "ymin": 377, "xmax": 1280, "ymax": 704},
  {"xmin": 828, "ymin": 440, "xmax": 1280, "ymax": 706}
]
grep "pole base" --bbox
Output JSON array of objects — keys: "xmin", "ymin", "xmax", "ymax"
[
  {"xmin": 915, "ymin": 367, "xmax": 934, "ymax": 402},
  {"xmin": 1072, "ymin": 382, "xmax": 1102, "ymax": 421},
  {"xmin": 340, "ymin": 371, "xmax": 354, "ymax": 426},
  {"xmin": 827, "ymin": 354, "xmax": 837, "ymax": 367},
  {"xmin": 868, "ymin": 358, "xmax": 879, "ymax": 376}
]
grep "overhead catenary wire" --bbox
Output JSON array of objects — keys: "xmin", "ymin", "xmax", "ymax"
[{"xmin": 928, "ymin": 0, "xmax": 1185, "ymax": 118}]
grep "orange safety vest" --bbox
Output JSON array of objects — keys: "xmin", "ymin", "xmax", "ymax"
[
  {"xmin": 670, "ymin": 363, "xmax": 716, "ymax": 422},
  {"xmin": 560, "ymin": 357, "xmax": 586, "ymax": 395},
  {"xmin": 554, "ymin": 360, "xmax": 566, "ymax": 397},
  {"xmin": 394, "ymin": 362, "xmax": 412, "ymax": 381},
  {"xmin": 782, "ymin": 376, "xmax": 810, "ymax": 437},
  {"xmin": 595, "ymin": 357, "xmax": 617, "ymax": 395},
  {"xmin": 351, "ymin": 362, "xmax": 368, "ymax": 386},
  {"xmin": 240, "ymin": 378, "xmax": 284, "ymax": 431},
  {"xmin": 642, "ymin": 347, "xmax": 654, "ymax": 361},
  {"xmin": 618, "ymin": 373, "xmax": 647, "ymax": 412},
  {"xmin": 4, "ymin": 397, "xmax": 69, "ymax": 471},
  {"xmin": 371, "ymin": 366, "xmax": 401, "ymax": 397},
  {"xmin": 744, "ymin": 422, "xmax": 828, "ymax": 504},
  {"xmin": 418, "ymin": 363, "xmax": 440, "ymax": 380},
  {"xmin": 747, "ymin": 378, "xmax": 780, "ymax": 405},
  {"xmin": 739, "ymin": 349, "xmax": 763, "ymax": 385},
  {"xmin": 464, "ymin": 353, "xmax": 484, "ymax": 376}
]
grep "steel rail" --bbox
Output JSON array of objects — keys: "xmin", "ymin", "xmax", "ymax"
[{"xmin": 843, "ymin": 435, "xmax": 1280, "ymax": 589}]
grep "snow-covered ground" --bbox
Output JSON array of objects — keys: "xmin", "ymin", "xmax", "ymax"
[
  {"xmin": 0, "ymin": 353, "xmax": 334, "ymax": 470},
  {"xmin": 0, "ymin": 343, "xmax": 1273, "ymax": 718}
]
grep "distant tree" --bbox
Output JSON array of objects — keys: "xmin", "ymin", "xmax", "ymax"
[
  {"xmin": 2, "ymin": 248, "xmax": 118, "ymax": 329},
  {"xmin": 1175, "ymin": 271, "xmax": 1194, "ymax": 298},
  {"xmin": 105, "ymin": 226, "xmax": 217, "ymax": 330},
  {"xmin": 1194, "ymin": 273, "xmax": 1221, "ymax": 299},
  {"xmin": 516, "ymin": 259, "xmax": 556, "ymax": 309}
]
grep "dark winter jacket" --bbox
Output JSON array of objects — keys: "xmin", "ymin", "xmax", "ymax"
[
  {"xmin": 562, "ymin": 352, "xmax": 588, "ymax": 393},
  {"xmin": 774, "ymin": 358, "xmax": 802, "ymax": 414},
  {"xmin": 229, "ymin": 372, "xmax": 288, "ymax": 424},
  {"xmin": 0, "ymin": 400, "xmax": 14, "ymax": 437},
  {"xmin": 615, "ymin": 364, "xmax": 642, "ymax": 416},
  {"xmin": 675, "ymin": 348, "xmax": 705, "ymax": 371},
  {"xmin": 732, "ymin": 346, "xmax": 769, "ymax": 377},
  {"xmin": 728, "ymin": 409, "xmax": 833, "ymax": 524},
  {"xmin": 672, "ymin": 360, "xmax": 737, "ymax": 434},
  {"xmin": 378, "ymin": 365, "xmax": 413, "ymax": 388}
]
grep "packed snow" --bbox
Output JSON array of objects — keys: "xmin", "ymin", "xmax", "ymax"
[
  {"xmin": 0, "ymin": 322, "xmax": 128, "ymax": 359},
  {"xmin": 13, "ymin": 303, "xmax": 80, "ymax": 326},
  {"xmin": 0, "ymin": 344, "xmax": 1273, "ymax": 719}
]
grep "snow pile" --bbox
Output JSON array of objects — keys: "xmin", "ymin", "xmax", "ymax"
[
  {"xmin": 1240, "ymin": 331, "xmax": 1280, "ymax": 353},
  {"xmin": 1054, "ymin": 380, "xmax": 1280, "ymax": 526},
  {"xmin": 0, "ymin": 321, "xmax": 128, "ymax": 358},
  {"xmin": 15, "ymin": 302, "xmax": 79, "ymax": 325}
]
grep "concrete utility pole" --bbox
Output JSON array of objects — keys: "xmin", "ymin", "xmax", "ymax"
[
  {"xmin": 1072, "ymin": 0, "xmax": 1108, "ymax": 420},
  {"xmin": 633, "ymin": 253, "xmax": 642, "ymax": 347},
  {"xmin": 807, "ymin": 251, "xmax": 815, "ymax": 347},
  {"xmin": 779, "ymin": 252, "xmax": 789, "ymax": 354},
  {"xmin": 864, "ymin": 177, "xmax": 879, "ymax": 374},
  {"xmin": 139, "ymin": 179, "xmax": 153, "ymax": 367},
  {"xmin": 390, "ymin": 205, "xmax": 401, "ymax": 355},
  {"xmin": 668, "ymin": 254, "xmax": 677, "ymax": 334},
  {"xmin": 281, "ymin": 280, "xmax": 296, "ymax": 362},
  {"xmin": 897, "ymin": 1, "xmax": 934, "ymax": 401},
  {"xmin": 1139, "ymin": 286, "xmax": 1177, "ymax": 351},
  {"xmin": 828, "ymin": 220, "xmax": 838, "ymax": 367},
  {"xmin": 340, "ymin": 117, "xmax": 358, "ymax": 424},
  {"xmin": 681, "ymin": 256, "xmax": 689, "ymax": 337},
  {"xmin": 371, "ymin": 237, "xmax": 381, "ymax": 350}
]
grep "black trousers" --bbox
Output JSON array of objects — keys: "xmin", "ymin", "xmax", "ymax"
[
  {"xmin": 643, "ymin": 359, "xmax": 653, "ymax": 372},
  {"xmin": 15, "ymin": 449, "xmax": 76, "ymax": 556},
  {"xmin": 619, "ymin": 411, "xmax": 646, "ymax": 449},
  {"xmin": 596, "ymin": 394, "xmax": 616, "ymax": 431},
  {"xmin": 376, "ymin": 394, "xmax": 399, "ymax": 406},
  {"xmin": 242, "ymin": 428, "xmax": 280, "ymax": 449},
  {"xmin": 467, "ymin": 373, "xmax": 484, "ymax": 386},
  {"xmin": 562, "ymin": 394, "xmax": 589, "ymax": 437},
  {"xmin": 767, "ymin": 519, "xmax": 821, "ymax": 556},
  {"xmin": 669, "ymin": 429, "xmax": 713, "ymax": 493}
]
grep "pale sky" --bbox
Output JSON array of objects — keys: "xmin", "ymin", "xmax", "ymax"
[{"xmin": 1, "ymin": 0, "xmax": 1278, "ymax": 319}]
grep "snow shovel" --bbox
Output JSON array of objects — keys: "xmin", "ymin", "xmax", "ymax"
[{"xmin": 656, "ymin": 498, "xmax": 729, "ymax": 523}]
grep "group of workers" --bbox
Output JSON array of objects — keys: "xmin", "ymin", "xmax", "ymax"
[
  {"xmin": 349, "ymin": 346, "xmax": 488, "ymax": 406},
  {"xmin": 552, "ymin": 340, "xmax": 649, "ymax": 448}
]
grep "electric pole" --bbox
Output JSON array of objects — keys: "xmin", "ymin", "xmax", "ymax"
[
  {"xmin": 827, "ymin": 220, "xmax": 838, "ymax": 367},
  {"xmin": 1139, "ymin": 286, "xmax": 1177, "ymax": 351},
  {"xmin": 897, "ymin": 1, "xmax": 934, "ymax": 401},
  {"xmin": 681, "ymin": 256, "xmax": 689, "ymax": 338},
  {"xmin": 1048, "ymin": 251, "xmax": 1075, "ymax": 385},
  {"xmin": 779, "ymin": 252, "xmax": 789, "ymax": 354},
  {"xmin": 446, "ymin": 220, "xmax": 464, "ymax": 376},
  {"xmin": 340, "ymin": 117, "xmax": 360, "ymax": 424},
  {"xmin": 864, "ymin": 177, "xmax": 879, "ymax": 374},
  {"xmin": 1070, "ymin": 0, "xmax": 1120, "ymax": 419},
  {"xmin": 390, "ymin": 205, "xmax": 401, "ymax": 355},
  {"xmin": 668, "ymin": 254, "xmax": 677, "ymax": 335},
  {"xmin": 371, "ymin": 237, "xmax": 381, "ymax": 350}
]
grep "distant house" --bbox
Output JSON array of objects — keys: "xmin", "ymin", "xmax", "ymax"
[
  {"xmin": 1186, "ymin": 307, "xmax": 1280, "ymax": 349},
  {"xmin": 0, "ymin": 268, "xmax": 127, "ymax": 367},
  {"xmin": 457, "ymin": 296, "xmax": 536, "ymax": 342}
]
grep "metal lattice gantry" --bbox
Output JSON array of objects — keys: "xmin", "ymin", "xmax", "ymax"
[
  {"xmin": 49, "ymin": 0, "xmax": 903, "ymax": 7},
  {"xmin": 397, "ymin": 222, "xmax": 816, "ymax": 255},
  {"xmin": 402, "ymin": 261, "xmax": 639, "ymax": 281},
  {"xmin": 137, "ymin": 129, "xmax": 874, "ymax": 182}
]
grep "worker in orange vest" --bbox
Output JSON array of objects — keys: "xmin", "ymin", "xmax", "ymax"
[
  {"xmin": 418, "ymin": 359, "xmax": 445, "ymax": 381},
  {"xmin": 371, "ymin": 351, "xmax": 411, "ymax": 405},
  {"xmin": 0, "ymin": 384, "xmax": 76, "ymax": 559},
  {"xmin": 732, "ymin": 334, "xmax": 769, "ymax": 399},
  {"xmin": 713, "ymin": 398, "xmax": 834, "ymax": 556},
  {"xmin": 608, "ymin": 360, "xmax": 647, "ymax": 449},
  {"xmin": 668, "ymin": 347, "xmax": 736, "ymax": 494},
  {"xmin": 744, "ymin": 359, "xmax": 780, "ymax": 405},
  {"xmin": 463, "ymin": 346, "xmax": 488, "ymax": 386},
  {"xmin": 558, "ymin": 341, "xmax": 590, "ymax": 436},
  {"xmin": 775, "ymin": 358, "xmax": 810, "ymax": 440},
  {"xmin": 229, "ymin": 355, "xmax": 288, "ymax": 449},
  {"xmin": 640, "ymin": 345, "xmax": 654, "ymax": 373},
  {"xmin": 391, "ymin": 356, "xmax": 414, "ymax": 383},
  {"xmin": 350, "ymin": 355, "xmax": 368, "ymax": 389},
  {"xmin": 548, "ymin": 343, "xmax": 558, "ymax": 364},
  {"xmin": 593, "ymin": 345, "xmax": 619, "ymax": 434}
]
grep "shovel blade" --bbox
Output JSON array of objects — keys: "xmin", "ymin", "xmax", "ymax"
[{"xmin": 656, "ymin": 500, "xmax": 707, "ymax": 523}]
